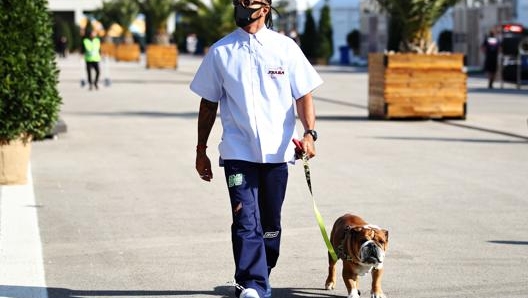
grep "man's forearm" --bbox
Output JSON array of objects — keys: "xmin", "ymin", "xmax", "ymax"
[
  {"xmin": 296, "ymin": 93, "xmax": 316, "ymax": 131},
  {"xmin": 197, "ymin": 98, "xmax": 219, "ymax": 146}
]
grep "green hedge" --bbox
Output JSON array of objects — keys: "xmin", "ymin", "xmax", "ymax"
[{"xmin": 0, "ymin": 0, "xmax": 62, "ymax": 143}]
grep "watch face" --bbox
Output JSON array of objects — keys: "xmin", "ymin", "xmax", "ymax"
[{"xmin": 306, "ymin": 130, "xmax": 317, "ymax": 141}]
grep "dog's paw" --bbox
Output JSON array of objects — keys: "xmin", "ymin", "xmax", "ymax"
[
  {"xmin": 324, "ymin": 282, "xmax": 335, "ymax": 290},
  {"xmin": 371, "ymin": 292, "xmax": 386, "ymax": 298},
  {"xmin": 347, "ymin": 289, "xmax": 360, "ymax": 298}
]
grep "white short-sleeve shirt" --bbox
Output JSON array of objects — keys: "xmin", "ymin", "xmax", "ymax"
[{"xmin": 190, "ymin": 27, "xmax": 323, "ymax": 163}]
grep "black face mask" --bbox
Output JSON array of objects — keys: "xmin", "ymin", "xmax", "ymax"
[{"xmin": 234, "ymin": 5, "xmax": 261, "ymax": 28}]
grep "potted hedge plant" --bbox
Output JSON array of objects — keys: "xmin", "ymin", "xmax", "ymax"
[
  {"xmin": 0, "ymin": 0, "xmax": 62, "ymax": 185},
  {"xmin": 368, "ymin": 0, "xmax": 467, "ymax": 119},
  {"xmin": 138, "ymin": 0, "xmax": 179, "ymax": 69}
]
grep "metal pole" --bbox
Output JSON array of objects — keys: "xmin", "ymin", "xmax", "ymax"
[
  {"xmin": 500, "ymin": 52, "xmax": 504, "ymax": 89},
  {"xmin": 517, "ymin": 53, "xmax": 521, "ymax": 89}
]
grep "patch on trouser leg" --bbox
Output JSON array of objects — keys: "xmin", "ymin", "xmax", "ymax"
[
  {"xmin": 228, "ymin": 173, "xmax": 244, "ymax": 187},
  {"xmin": 263, "ymin": 231, "xmax": 279, "ymax": 238}
]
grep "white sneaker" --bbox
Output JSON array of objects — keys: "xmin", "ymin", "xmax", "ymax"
[{"xmin": 240, "ymin": 288, "xmax": 260, "ymax": 298}]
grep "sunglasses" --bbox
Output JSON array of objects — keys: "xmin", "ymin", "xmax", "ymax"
[{"xmin": 232, "ymin": 0, "xmax": 269, "ymax": 7}]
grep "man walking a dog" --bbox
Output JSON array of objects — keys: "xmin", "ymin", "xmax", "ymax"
[{"xmin": 190, "ymin": 0, "xmax": 322, "ymax": 296}]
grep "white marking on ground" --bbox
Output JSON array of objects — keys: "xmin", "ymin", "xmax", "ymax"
[{"xmin": 0, "ymin": 165, "xmax": 48, "ymax": 298}]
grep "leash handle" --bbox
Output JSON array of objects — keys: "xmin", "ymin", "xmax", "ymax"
[{"xmin": 293, "ymin": 139, "xmax": 338, "ymax": 262}]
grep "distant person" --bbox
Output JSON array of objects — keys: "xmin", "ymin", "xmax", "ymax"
[
  {"xmin": 288, "ymin": 29, "xmax": 300, "ymax": 45},
  {"xmin": 481, "ymin": 29, "xmax": 500, "ymax": 89},
  {"xmin": 57, "ymin": 35, "xmax": 68, "ymax": 58},
  {"xmin": 186, "ymin": 33, "xmax": 198, "ymax": 54},
  {"xmin": 82, "ymin": 31, "xmax": 101, "ymax": 90}
]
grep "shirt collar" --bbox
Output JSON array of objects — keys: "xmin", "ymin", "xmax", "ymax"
[{"xmin": 236, "ymin": 27, "xmax": 270, "ymax": 47}]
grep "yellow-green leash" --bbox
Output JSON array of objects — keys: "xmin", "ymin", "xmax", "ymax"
[{"xmin": 299, "ymin": 150, "xmax": 338, "ymax": 262}]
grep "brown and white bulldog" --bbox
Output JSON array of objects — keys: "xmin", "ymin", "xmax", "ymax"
[{"xmin": 325, "ymin": 214, "xmax": 389, "ymax": 298}]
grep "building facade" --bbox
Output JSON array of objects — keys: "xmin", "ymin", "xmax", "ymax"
[{"xmin": 48, "ymin": 0, "xmax": 103, "ymax": 25}]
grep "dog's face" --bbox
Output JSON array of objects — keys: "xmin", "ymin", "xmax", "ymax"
[{"xmin": 345, "ymin": 225, "xmax": 389, "ymax": 267}]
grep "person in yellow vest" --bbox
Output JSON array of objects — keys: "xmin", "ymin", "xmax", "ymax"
[{"xmin": 83, "ymin": 30, "xmax": 101, "ymax": 90}]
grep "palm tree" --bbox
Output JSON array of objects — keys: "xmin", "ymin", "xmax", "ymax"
[
  {"xmin": 373, "ymin": 0, "xmax": 462, "ymax": 53},
  {"xmin": 96, "ymin": 0, "xmax": 140, "ymax": 43},
  {"xmin": 175, "ymin": 0, "xmax": 236, "ymax": 48},
  {"xmin": 137, "ymin": 0, "xmax": 176, "ymax": 44}
]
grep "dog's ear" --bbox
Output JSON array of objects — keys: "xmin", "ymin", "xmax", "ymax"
[{"xmin": 383, "ymin": 229, "xmax": 389, "ymax": 242}]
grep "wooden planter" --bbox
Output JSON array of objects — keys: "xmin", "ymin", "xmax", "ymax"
[
  {"xmin": 100, "ymin": 42, "xmax": 117, "ymax": 58},
  {"xmin": 368, "ymin": 53, "xmax": 467, "ymax": 119},
  {"xmin": 115, "ymin": 43, "xmax": 141, "ymax": 62},
  {"xmin": 146, "ymin": 45, "xmax": 178, "ymax": 69},
  {"xmin": 0, "ymin": 138, "xmax": 31, "ymax": 185}
]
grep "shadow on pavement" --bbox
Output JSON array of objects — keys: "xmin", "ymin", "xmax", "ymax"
[
  {"xmin": 488, "ymin": 240, "xmax": 528, "ymax": 245},
  {"xmin": 468, "ymin": 87, "xmax": 528, "ymax": 95},
  {"xmin": 63, "ymin": 79, "xmax": 192, "ymax": 85},
  {"xmin": 314, "ymin": 96, "xmax": 368, "ymax": 110},
  {"xmin": 437, "ymin": 120, "xmax": 528, "ymax": 142},
  {"xmin": 372, "ymin": 136, "xmax": 527, "ymax": 144},
  {"xmin": 0, "ymin": 285, "xmax": 339, "ymax": 298},
  {"xmin": 63, "ymin": 111, "xmax": 199, "ymax": 119}
]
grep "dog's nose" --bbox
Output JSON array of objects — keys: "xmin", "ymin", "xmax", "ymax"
[
  {"xmin": 367, "ymin": 245, "xmax": 378, "ymax": 255},
  {"xmin": 365, "ymin": 244, "xmax": 383, "ymax": 261}
]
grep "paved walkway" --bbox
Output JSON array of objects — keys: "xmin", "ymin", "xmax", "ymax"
[{"xmin": 1, "ymin": 53, "xmax": 527, "ymax": 298}]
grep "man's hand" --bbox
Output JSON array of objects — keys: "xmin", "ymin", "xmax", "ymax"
[
  {"xmin": 196, "ymin": 151, "xmax": 213, "ymax": 181},
  {"xmin": 302, "ymin": 135, "xmax": 316, "ymax": 159}
]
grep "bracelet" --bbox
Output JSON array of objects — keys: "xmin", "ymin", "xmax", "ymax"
[{"xmin": 196, "ymin": 144, "xmax": 208, "ymax": 151}]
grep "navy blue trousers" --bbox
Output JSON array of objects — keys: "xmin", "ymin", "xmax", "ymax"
[{"xmin": 223, "ymin": 160, "xmax": 288, "ymax": 297}]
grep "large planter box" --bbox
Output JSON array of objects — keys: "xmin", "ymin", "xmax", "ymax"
[
  {"xmin": 115, "ymin": 43, "xmax": 141, "ymax": 62},
  {"xmin": 0, "ymin": 139, "xmax": 31, "ymax": 185},
  {"xmin": 101, "ymin": 42, "xmax": 117, "ymax": 58},
  {"xmin": 368, "ymin": 53, "xmax": 467, "ymax": 119},
  {"xmin": 146, "ymin": 45, "xmax": 178, "ymax": 69}
]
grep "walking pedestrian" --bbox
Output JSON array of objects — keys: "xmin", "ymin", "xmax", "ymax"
[
  {"xmin": 481, "ymin": 28, "xmax": 500, "ymax": 89},
  {"xmin": 190, "ymin": 0, "xmax": 323, "ymax": 297},
  {"xmin": 82, "ymin": 30, "xmax": 101, "ymax": 90}
]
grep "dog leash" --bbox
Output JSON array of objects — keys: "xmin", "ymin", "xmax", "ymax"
[{"xmin": 294, "ymin": 139, "xmax": 338, "ymax": 262}]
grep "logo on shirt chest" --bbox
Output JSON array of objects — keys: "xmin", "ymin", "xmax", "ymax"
[{"xmin": 267, "ymin": 67, "xmax": 285, "ymax": 79}]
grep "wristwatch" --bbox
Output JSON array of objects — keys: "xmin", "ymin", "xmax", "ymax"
[{"xmin": 304, "ymin": 129, "xmax": 318, "ymax": 141}]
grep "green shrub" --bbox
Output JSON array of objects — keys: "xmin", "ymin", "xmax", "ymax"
[
  {"xmin": 316, "ymin": 2, "xmax": 333, "ymax": 62},
  {"xmin": 346, "ymin": 29, "xmax": 360, "ymax": 55},
  {"xmin": 0, "ymin": 0, "xmax": 62, "ymax": 143},
  {"xmin": 438, "ymin": 30, "xmax": 453, "ymax": 52},
  {"xmin": 300, "ymin": 8, "xmax": 318, "ymax": 61}
]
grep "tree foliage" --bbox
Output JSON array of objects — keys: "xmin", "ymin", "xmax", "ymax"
[
  {"xmin": 373, "ymin": 0, "xmax": 461, "ymax": 53},
  {"xmin": 346, "ymin": 29, "xmax": 360, "ymax": 55},
  {"xmin": 95, "ymin": 0, "xmax": 140, "ymax": 38},
  {"xmin": 137, "ymin": 0, "xmax": 175, "ymax": 34},
  {"xmin": 175, "ymin": 0, "xmax": 236, "ymax": 47}
]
